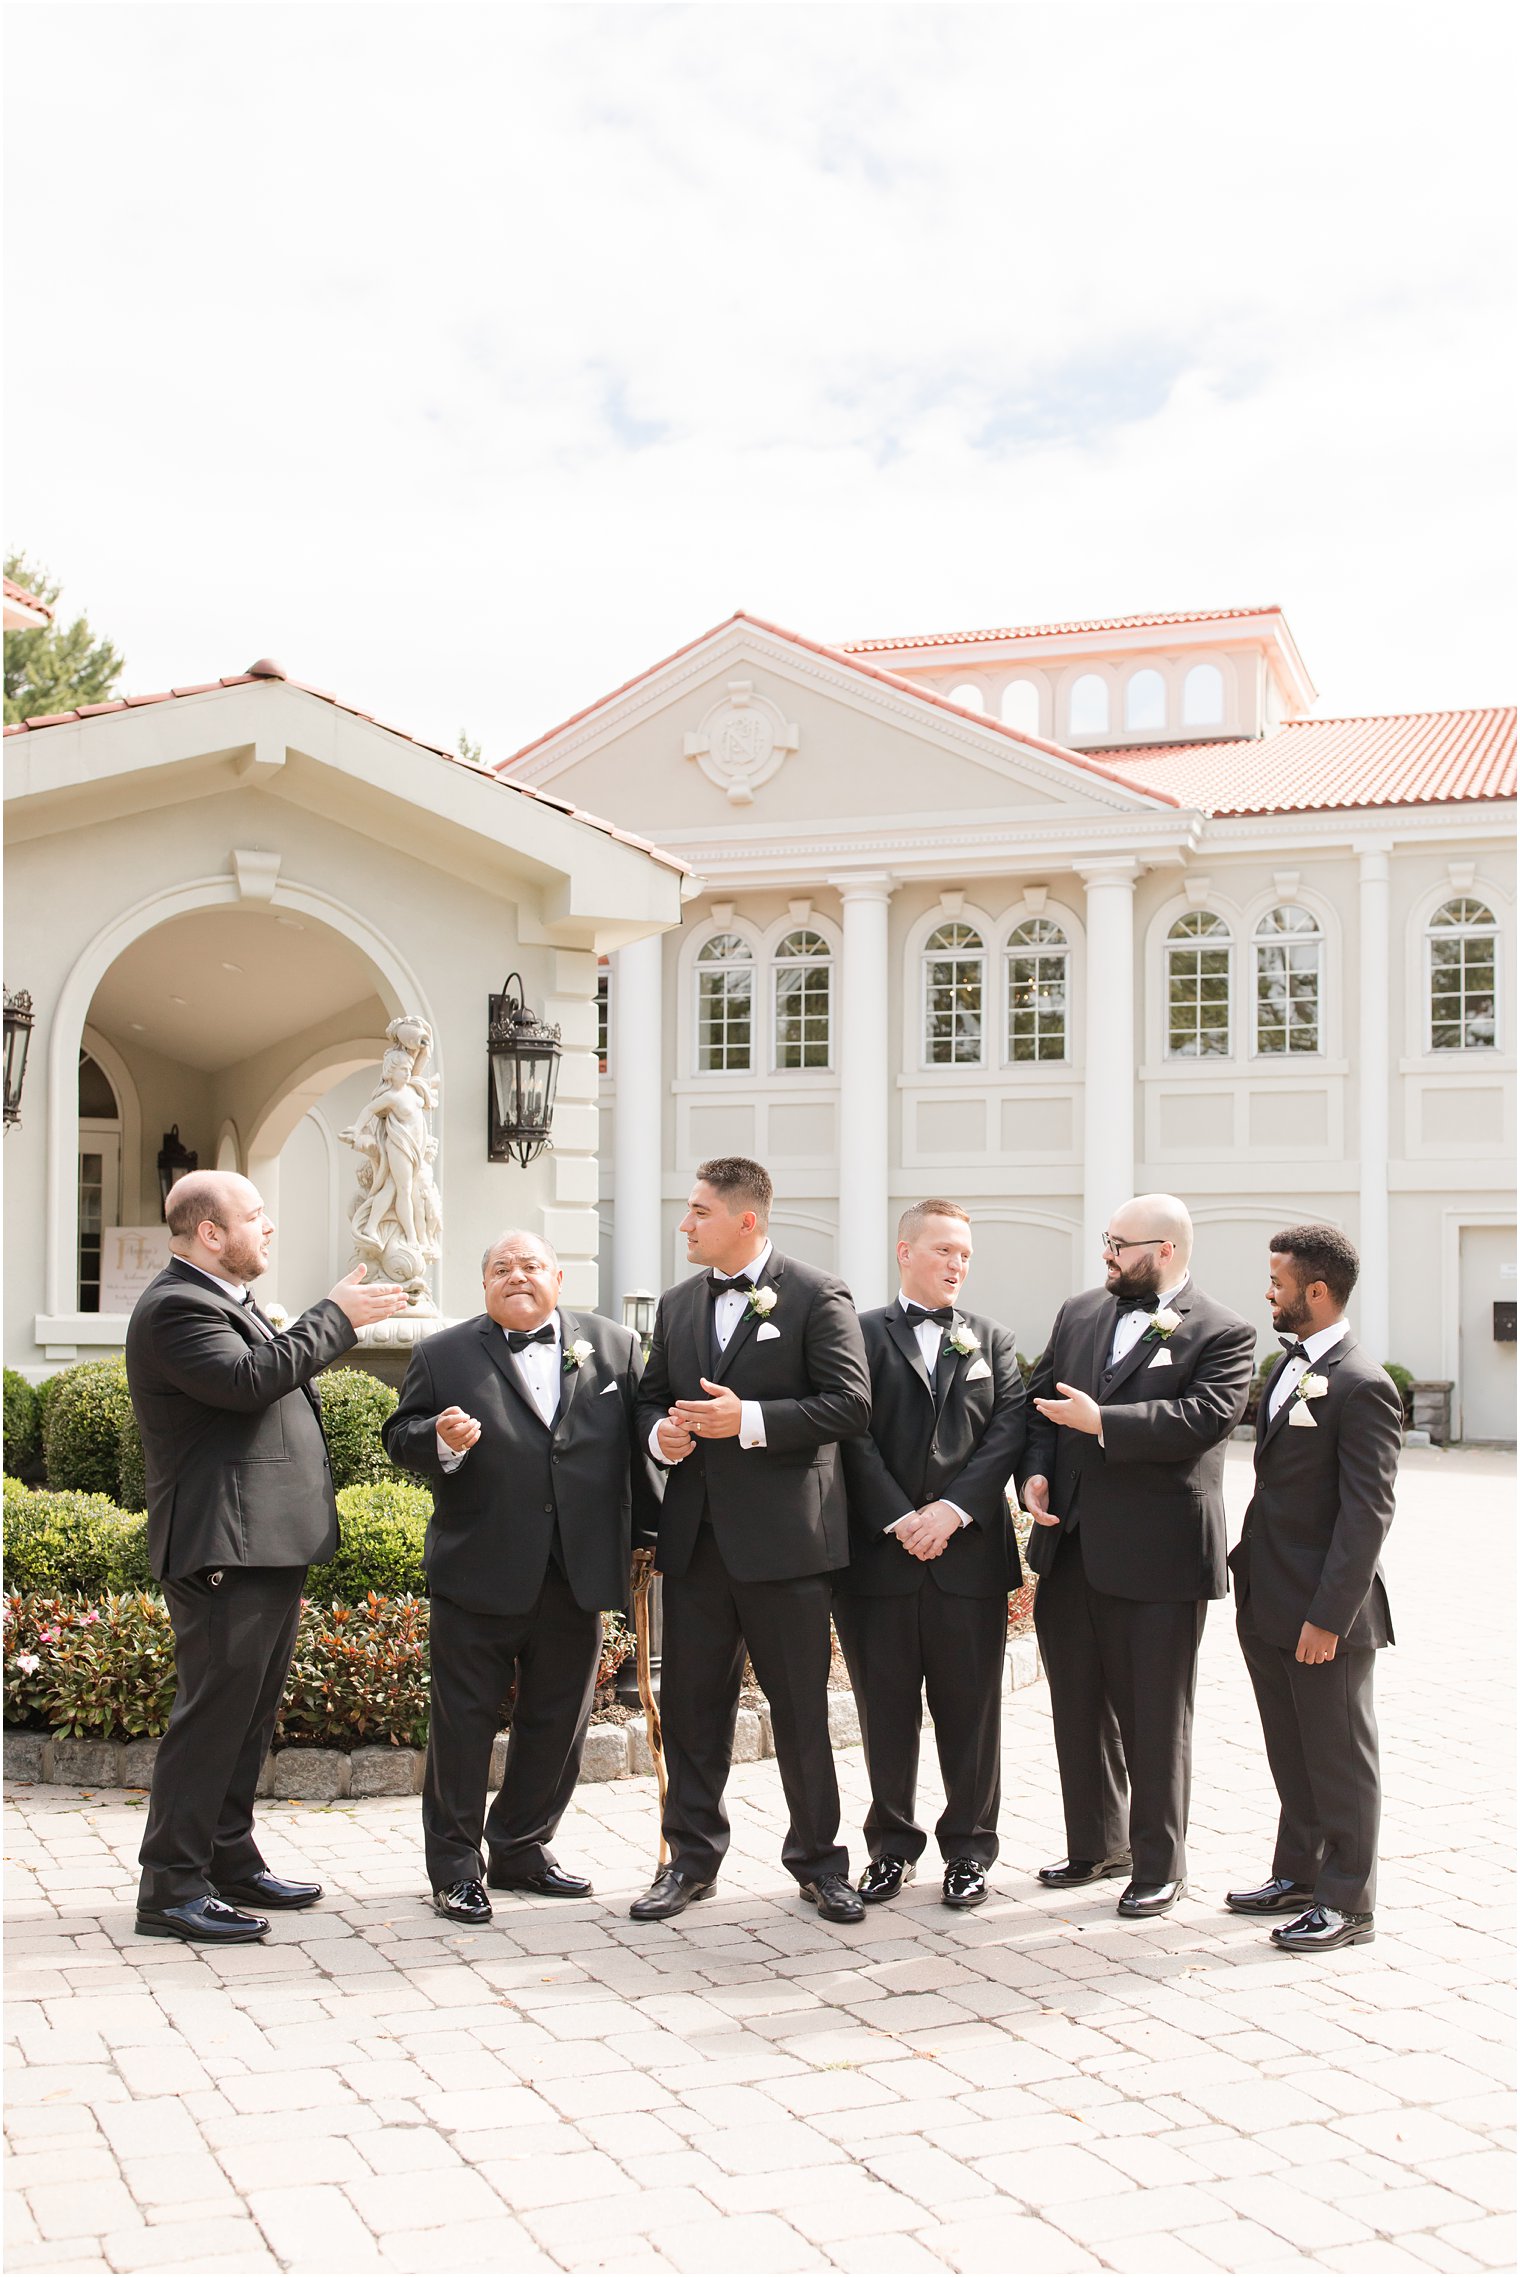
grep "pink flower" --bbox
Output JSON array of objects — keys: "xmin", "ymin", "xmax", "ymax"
[
  {"xmin": 81, "ymin": 1610, "xmax": 100, "ymax": 1625},
  {"xmin": 38, "ymin": 1627, "xmax": 60, "ymax": 1644},
  {"xmin": 14, "ymin": 1652, "xmax": 40, "ymax": 1674}
]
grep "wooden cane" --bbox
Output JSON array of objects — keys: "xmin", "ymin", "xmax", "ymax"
[{"xmin": 630, "ymin": 1545, "xmax": 669, "ymax": 1869}]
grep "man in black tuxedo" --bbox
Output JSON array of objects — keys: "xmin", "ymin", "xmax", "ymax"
[
  {"xmin": 1226, "ymin": 1225, "xmax": 1401, "ymax": 1954},
  {"xmin": 1022, "ymin": 1194, "xmax": 1254, "ymax": 1917},
  {"xmin": 126, "ymin": 1171, "xmax": 409, "ymax": 1943},
  {"xmin": 837, "ymin": 1201, "xmax": 1027, "ymax": 1910},
  {"xmin": 630, "ymin": 1156, "xmax": 872, "ymax": 1925},
  {"xmin": 384, "ymin": 1231, "xmax": 660, "ymax": 1924}
]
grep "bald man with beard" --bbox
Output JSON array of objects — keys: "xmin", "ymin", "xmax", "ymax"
[
  {"xmin": 1020, "ymin": 1195, "xmax": 1254, "ymax": 1919},
  {"xmin": 126, "ymin": 1172, "xmax": 409, "ymax": 1944}
]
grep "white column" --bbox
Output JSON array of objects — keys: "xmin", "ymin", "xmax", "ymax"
[
  {"xmin": 1078, "ymin": 860, "xmax": 1139, "ymax": 1288},
  {"xmin": 612, "ymin": 931, "xmax": 665, "ymax": 1311},
  {"xmin": 831, "ymin": 874, "xmax": 895, "ymax": 1306},
  {"xmin": 1356, "ymin": 846, "xmax": 1392, "ymax": 1362}
]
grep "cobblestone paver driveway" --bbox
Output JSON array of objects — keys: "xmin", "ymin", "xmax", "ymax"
[{"xmin": 6, "ymin": 1446, "xmax": 1514, "ymax": 2275}]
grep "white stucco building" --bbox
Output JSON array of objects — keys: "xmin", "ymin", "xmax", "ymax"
[
  {"xmin": 3, "ymin": 659, "xmax": 686, "ymax": 1377},
  {"xmin": 500, "ymin": 605, "xmax": 1516, "ymax": 1440}
]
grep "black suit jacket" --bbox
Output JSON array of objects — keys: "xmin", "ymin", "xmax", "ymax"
[
  {"xmin": 1229, "ymin": 1333, "xmax": 1399, "ymax": 1650},
  {"xmin": 837, "ymin": 1305, "xmax": 1027, "ymax": 1599},
  {"xmin": 124, "ymin": 1260, "xmax": 355, "ymax": 1581},
  {"xmin": 1021, "ymin": 1281, "xmax": 1254, "ymax": 1602},
  {"xmin": 382, "ymin": 1308, "xmax": 661, "ymax": 1617},
  {"xmin": 636, "ymin": 1251, "xmax": 871, "ymax": 1585}
]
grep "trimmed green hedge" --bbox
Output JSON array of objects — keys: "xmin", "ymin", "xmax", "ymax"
[
  {"xmin": 308, "ymin": 1480, "xmax": 431, "ymax": 1603},
  {"xmin": 41, "ymin": 1358, "xmax": 146, "ymax": 1512},
  {"xmin": 316, "ymin": 1366, "xmax": 403, "ymax": 1490},
  {"xmin": 4, "ymin": 1371, "xmax": 43, "ymax": 1480},
  {"xmin": 2, "ymin": 1479, "xmax": 154, "ymax": 1594}
]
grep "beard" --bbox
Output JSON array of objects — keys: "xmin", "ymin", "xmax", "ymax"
[
  {"xmin": 1271, "ymin": 1282, "xmax": 1313, "ymax": 1336},
  {"xmin": 217, "ymin": 1227, "xmax": 267, "ymax": 1284},
  {"xmin": 1107, "ymin": 1253, "xmax": 1164, "ymax": 1306}
]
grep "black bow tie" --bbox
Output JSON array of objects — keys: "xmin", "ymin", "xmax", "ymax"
[
  {"xmin": 903, "ymin": 1303, "xmax": 954, "ymax": 1327},
  {"xmin": 1117, "ymin": 1292, "xmax": 1161, "ymax": 1317},
  {"xmin": 506, "ymin": 1324, "xmax": 556, "ymax": 1352},
  {"xmin": 1278, "ymin": 1336, "xmax": 1309, "ymax": 1361},
  {"xmin": 707, "ymin": 1272, "xmax": 755, "ymax": 1293}
]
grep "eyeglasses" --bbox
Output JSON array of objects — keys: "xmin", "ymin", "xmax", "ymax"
[{"xmin": 1102, "ymin": 1235, "xmax": 1168, "ymax": 1257}]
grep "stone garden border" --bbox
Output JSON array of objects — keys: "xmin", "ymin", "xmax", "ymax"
[{"xmin": 3, "ymin": 1636, "xmax": 1042, "ymax": 1800}]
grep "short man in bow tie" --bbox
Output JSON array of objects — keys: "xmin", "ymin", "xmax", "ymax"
[
  {"xmin": 836, "ymin": 1202, "xmax": 1027, "ymax": 1910},
  {"xmin": 126, "ymin": 1172, "xmax": 409, "ymax": 1944},
  {"xmin": 1225, "ymin": 1226, "xmax": 1401, "ymax": 1954},
  {"xmin": 384, "ymin": 1232, "xmax": 660, "ymax": 1924},
  {"xmin": 629, "ymin": 1156, "xmax": 872, "ymax": 1924},
  {"xmin": 1021, "ymin": 1195, "xmax": 1254, "ymax": 1917}
]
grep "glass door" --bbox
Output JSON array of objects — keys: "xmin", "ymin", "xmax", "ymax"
[{"xmin": 78, "ymin": 1124, "xmax": 121, "ymax": 1312}]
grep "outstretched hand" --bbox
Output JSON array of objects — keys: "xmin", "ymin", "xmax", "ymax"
[
  {"xmin": 1032, "ymin": 1382, "xmax": 1103, "ymax": 1437},
  {"xmin": 327, "ymin": 1264, "xmax": 411, "ymax": 1330}
]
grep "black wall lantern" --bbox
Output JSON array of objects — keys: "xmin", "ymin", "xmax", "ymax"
[
  {"xmin": 622, "ymin": 1289, "xmax": 657, "ymax": 1342},
  {"xmin": 3, "ymin": 989, "xmax": 34, "ymax": 1129},
  {"xmin": 156, "ymin": 1125, "xmax": 198, "ymax": 1214},
  {"xmin": 487, "ymin": 972, "xmax": 562, "ymax": 1165}
]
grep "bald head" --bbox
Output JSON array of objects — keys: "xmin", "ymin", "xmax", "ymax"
[
  {"xmin": 166, "ymin": 1170, "xmax": 272, "ymax": 1284},
  {"xmin": 1113, "ymin": 1193, "xmax": 1193, "ymax": 1267},
  {"xmin": 1102, "ymin": 1192, "xmax": 1193, "ymax": 1301}
]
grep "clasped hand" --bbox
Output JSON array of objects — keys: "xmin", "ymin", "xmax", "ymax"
[
  {"xmin": 656, "ymin": 1378, "xmax": 742, "ymax": 1462},
  {"xmin": 892, "ymin": 1501, "xmax": 962, "ymax": 1560},
  {"xmin": 436, "ymin": 1405, "xmax": 481, "ymax": 1453}
]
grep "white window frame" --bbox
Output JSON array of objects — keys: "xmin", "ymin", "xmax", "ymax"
[
  {"xmin": 1003, "ymin": 916, "xmax": 1071, "ymax": 1066},
  {"xmin": 771, "ymin": 928, "xmax": 834, "ymax": 1074},
  {"xmin": 693, "ymin": 930, "xmax": 757, "ymax": 1075},
  {"xmin": 921, "ymin": 920, "xmax": 988, "ymax": 1070},
  {"xmin": 1426, "ymin": 897, "xmax": 1501, "ymax": 1054},
  {"xmin": 1252, "ymin": 904, "xmax": 1324, "ymax": 1058},
  {"xmin": 1165, "ymin": 911, "xmax": 1233, "ymax": 1059}
]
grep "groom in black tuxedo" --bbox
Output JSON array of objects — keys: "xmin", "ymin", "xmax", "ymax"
[
  {"xmin": 631, "ymin": 1156, "xmax": 872, "ymax": 1925},
  {"xmin": 1226, "ymin": 1225, "xmax": 1401, "ymax": 1954},
  {"xmin": 1022, "ymin": 1194, "xmax": 1254, "ymax": 1918},
  {"xmin": 837, "ymin": 1201, "xmax": 1027, "ymax": 1910}
]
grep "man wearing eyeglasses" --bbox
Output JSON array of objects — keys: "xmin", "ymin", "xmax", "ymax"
[{"xmin": 1020, "ymin": 1196, "xmax": 1254, "ymax": 1919}]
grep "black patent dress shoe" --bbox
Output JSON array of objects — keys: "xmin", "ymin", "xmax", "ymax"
[
  {"xmin": 800, "ymin": 1873, "xmax": 865, "ymax": 1924},
  {"xmin": 433, "ymin": 1879, "xmax": 493, "ymax": 1925},
  {"xmin": 1225, "ymin": 1875, "xmax": 1316, "ymax": 1916},
  {"xmin": 214, "ymin": 1871, "xmax": 322, "ymax": 1910},
  {"xmin": 858, "ymin": 1856, "xmax": 916, "ymax": 1905},
  {"xmin": 1037, "ymin": 1854, "xmax": 1131, "ymax": 1888},
  {"xmin": 136, "ymin": 1896, "xmax": 269, "ymax": 1944},
  {"xmin": 629, "ymin": 1867, "xmax": 715, "ymax": 1921},
  {"xmin": 1117, "ymin": 1879, "xmax": 1186, "ymax": 1918},
  {"xmin": 1271, "ymin": 1904, "xmax": 1375, "ymax": 1953},
  {"xmin": 488, "ymin": 1862, "xmax": 593, "ymax": 1898},
  {"xmin": 943, "ymin": 1858, "xmax": 989, "ymax": 1909}
]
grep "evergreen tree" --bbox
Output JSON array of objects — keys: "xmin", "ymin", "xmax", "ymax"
[{"xmin": 4, "ymin": 553, "xmax": 125, "ymax": 723}]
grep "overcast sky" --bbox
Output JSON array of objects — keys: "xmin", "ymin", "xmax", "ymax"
[{"xmin": 6, "ymin": 3, "xmax": 1514, "ymax": 760}]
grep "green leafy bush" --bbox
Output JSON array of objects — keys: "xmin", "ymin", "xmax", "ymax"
[
  {"xmin": 317, "ymin": 1367, "xmax": 402, "ymax": 1489},
  {"xmin": 1383, "ymin": 1362, "xmax": 1415, "ymax": 1423},
  {"xmin": 277, "ymin": 1593, "xmax": 431, "ymax": 1748},
  {"xmin": 4, "ymin": 1371, "xmax": 43, "ymax": 1480},
  {"xmin": 308, "ymin": 1480, "xmax": 432, "ymax": 1603},
  {"xmin": 2, "ymin": 1480, "xmax": 153, "ymax": 1594},
  {"xmin": 4, "ymin": 1592, "xmax": 179, "ymax": 1738},
  {"xmin": 42, "ymin": 1358, "xmax": 146, "ymax": 1511}
]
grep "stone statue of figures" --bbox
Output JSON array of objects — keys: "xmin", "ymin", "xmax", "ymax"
[{"xmin": 340, "ymin": 1017, "xmax": 443, "ymax": 1302}]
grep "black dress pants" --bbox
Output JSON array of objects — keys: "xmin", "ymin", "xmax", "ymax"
[
  {"xmin": 833, "ymin": 1583, "xmax": 1005, "ymax": 1867},
  {"xmin": 659, "ymin": 1524, "xmax": 846, "ymax": 1885},
  {"xmin": 1238, "ymin": 1610, "xmax": 1381, "ymax": 1913},
  {"xmin": 1034, "ymin": 1527, "xmax": 1205, "ymax": 1884},
  {"xmin": 423, "ymin": 1571, "xmax": 601, "ymax": 1890},
  {"xmin": 138, "ymin": 1564, "xmax": 306, "ymax": 1909}
]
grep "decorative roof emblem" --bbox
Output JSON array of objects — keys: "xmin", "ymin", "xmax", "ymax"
[{"xmin": 684, "ymin": 679, "xmax": 799, "ymax": 805}]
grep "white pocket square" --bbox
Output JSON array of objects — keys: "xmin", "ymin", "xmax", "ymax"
[
  {"xmin": 965, "ymin": 1358, "xmax": 993, "ymax": 1381},
  {"xmin": 601, "ymin": 1381, "xmax": 619, "ymax": 1394},
  {"xmin": 756, "ymin": 1321, "xmax": 781, "ymax": 1342},
  {"xmin": 1288, "ymin": 1403, "xmax": 1318, "ymax": 1427},
  {"xmin": 1146, "ymin": 1349, "xmax": 1173, "ymax": 1368}
]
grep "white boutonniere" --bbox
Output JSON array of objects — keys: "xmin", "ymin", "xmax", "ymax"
[
  {"xmin": 264, "ymin": 1302, "xmax": 289, "ymax": 1331},
  {"xmin": 1150, "ymin": 1308, "xmax": 1183, "ymax": 1339},
  {"xmin": 947, "ymin": 1323, "xmax": 980, "ymax": 1357},
  {"xmin": 1297, "ymin": 1372, "xmax": 1329, "ymax": 1402},
  {"xmin": 562, "ymin": 1338, "xmax": 595, "ymax": 1372},
  {"xmin": 746, "ymin": 1286, "xmax": 778, "ymax": 1319}
]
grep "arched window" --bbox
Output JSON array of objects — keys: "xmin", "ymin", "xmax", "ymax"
[
  {"xmin": 1166, "ymin": 911, "xmax": 1232, "ymax": 1057},
  {"xmin": 695, "ymin": 933, "xmax": 753, "ymax": 1071},
  {"xmin": 1125, "ymin": 668, "xmax": 1167, "ymax": 734},
  {"xmin": 1068, "ymin": 674, "xmax": 1109, "ymax": 738},
  {"xmin": 1005, "ymin": 917, "xmax": 1069, "ymax": 1062},
  {"xmin": 1001, "ymin": 680, "xmax": 1042, "ymax": 737},
  {"xmin": 949, "ymin": 682, "xmax": 985, "ymax": 713},
  {"xmin": 1428, "ymin": 898, "xmax": 1499, "ymax": 1050},
  {"xmin": 1183, "ymin": 662, "xmax": 1225, "ymax": 727},
  {"xmin": 923, "ymin": 922, "xmax": 985, "ymax": 1065},
  {"xmin": 1254, "ymin": 905, "xmax": 1322, "ymax": 1055},
  {"xmin": 773, "ymin": 929, "xmax": 832, "ymax": 1070}
]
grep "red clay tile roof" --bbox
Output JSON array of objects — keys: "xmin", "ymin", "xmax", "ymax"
[
  {"xmin": 4, "ymin": 574, "xmax": 54, "ymax": 622},
  {"xmin": 842, "ymin": 606, "xmax": 1283, "ymax": 653},
  {"xmin": 3, "ymin": 669, "xmax": 691, "ymax": 875},
  {"xmin": 1105, "ymin": 709, "xmax": 1517, "ymax": 816},
  {"xmin": 500, "ymin": 609, "xmax": 1182, "ymax": 808}
]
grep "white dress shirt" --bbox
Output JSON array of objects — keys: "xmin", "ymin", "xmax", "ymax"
[
  {"xmin": 649, "ymin": 1242, "xmax": 771, "ymax": 1465},
  {"xmin": 1107, "ymin": 1275, "xmax": 1191, "ymax": 1370},
  {"xmin": 1267, "ymin": 1317, "xmax": 1348, "ymax": 1418},
  {"xmin": 895, "ymin": 1292, "xmax": 971, "ymax": 1529},
  {"xmin": 438, "ymin": 1313, "xmax": 561, "ymax": 1468}
]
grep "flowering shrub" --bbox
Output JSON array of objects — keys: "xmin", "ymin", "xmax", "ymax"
[{"xmin": 277, "ymin": 1594, "xmax": 431, "ymax": 1748}]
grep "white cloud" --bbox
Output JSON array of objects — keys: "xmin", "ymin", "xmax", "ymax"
[{"xmin": 5, "ymin": 2, "xmax": 1514, "ymax": 756}]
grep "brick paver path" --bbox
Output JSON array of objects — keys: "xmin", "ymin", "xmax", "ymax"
[{"xmin": 6, "ymin": 1446, "xmax": 1514, "ymax": 2275}]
